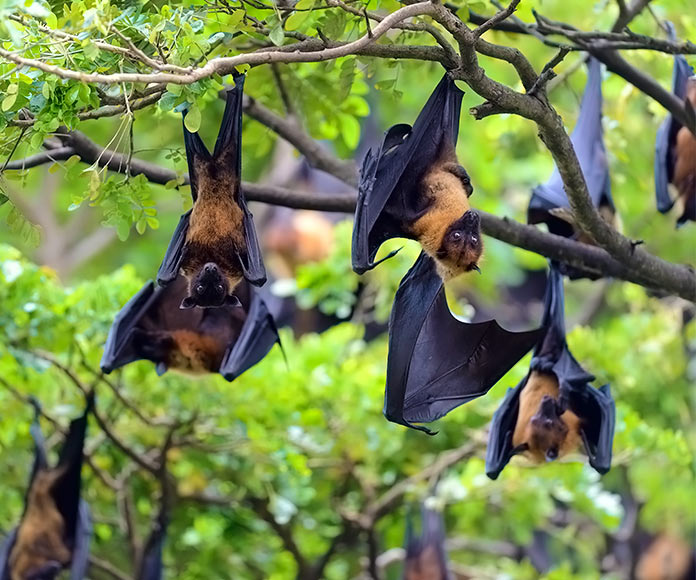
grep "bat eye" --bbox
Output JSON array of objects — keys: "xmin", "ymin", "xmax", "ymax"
[
  {"xmin": 216, "ymin": 284, "xmax": 224, "ymax": 293},
  {"xmin": 196, "ymin": 284, "xmax": 205, "ymax": 294},
  {"xmin": 451, "ymin": 231, "xmax": 462, "ymax": 241},
  {"xmin": 546, "ymin": 448, "xmax": 559, "ymax": 461},
  {"xmin": 471, "ymin": 235, "xmax": 478, "ymax": 244}
]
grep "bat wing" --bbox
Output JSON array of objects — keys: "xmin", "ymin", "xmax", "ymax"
[
  {"xmin": 573, "ymin": 383, "xmax": 615, "ymax": 474},
  {"xmin": 352, "ymin": 75, "xmax": 464, "ymax": 274},
  {"xmin": 529, "ymin": 59, "xmax": 614, "ymax": 280},
  {"xmin": 137, "ymin": 517, "xmax": 166, "ymax": 580},
  {"xmin": 101, "ymin": 281, "xmax": 158, "ymax": 373},
  {"xmin": 220, "ymin": 285, "xmax": 281, "ymax": 381},
  {"xmin": 654, "ymin": 22, "xmax": 695, "ymax": 214},
  {"xmin": 68, "ymin": 500, "xmax": 92, "ymax": 580},
  {"xmin": 384, "ymin": 253, "xmax": 543, "ymax": 433},
  {"xmin": 0, "ymin": 529, "xmax": 17, "ymax": 580},
  {"xmin": 404, "ymin": 504, "xmax": 451, "ymax": 580},
  {"xmin": 484, "ymin": 378, "xmax": 526, "ymax": 480},
  {"xmin": 156, "ymin": 210, "xmax": 191, "ymax": 287}
]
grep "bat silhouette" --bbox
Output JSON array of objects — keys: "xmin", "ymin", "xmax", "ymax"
[
  {"xmin": 100, "ymin": 274, "xmax": 280, "ymax": 381},
  {"xmin": 157, "ymin": 73, "xmax": 266, "ymax": 308},
  {"xmin": 654, "ymin": 22, "xmax": 696, "ymax": 227},
  {"xmin": 0, "ymin": 395, "xmax": 93, "ymax": 580},
  {"xmin": 528, "ymin": 57, "xmax": 617, "ymax": 279},
  {"xmin": 385, "ymin": 252, "xmax": 544, "ymax": 433},
  {"xmin": 485, "ymin": 263, "xmax": 615, "ymax": 479},
  {"xmin": 352, "ymin": 74, "xmax": 482, "ymax": 281},
  {"xmin": 403, "ymin": 504, "xmax": 451, "ymax": 580}
]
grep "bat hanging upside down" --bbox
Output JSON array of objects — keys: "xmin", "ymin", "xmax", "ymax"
[
  {"xmin": 157, "ymin": 73, "xmax": 267, "ymax": 308},
  {"xmin": 511, "ymin": 370, "xmax": 582, "ymax": 463},
  {"xmin": 671, "ymin": 77, "xmax": 696, "ymax": 225},
  {"xmin": 352, "ymin": 74, "xmax": 483, "ymax": 280},
  {"xmin": 9, "ymin": 467, "xmax": 71, "ymax": 580}
]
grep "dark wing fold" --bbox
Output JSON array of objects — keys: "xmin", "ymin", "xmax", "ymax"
[
  {"xmin": 485, "ymin": 381, "xmax": 524, "ymax": 480},
  {"xmin": 385, "ymin": 253, "xmax": 543, "ymax": 433},
  {"xmin": 156, "ymin": 211, "xmax": 191, "ymax": 287},
  {"xmin": 403, "ymin": 504, "xmax": 451, "ymax": 580},
  {"xmin": 69, "ymin": 500, "xmax": 92, "ymax": 580},
  {"xmin": 137, "ymin": 515, "xmax": 167, "ymax": 580},
  {"xmin": 352, "ymin": 75, "xmax": 464, "ymax": 274},
  {"xmin": 0, "ymin": 529, "xmax": 18, "ymax": 580},
  {"xmin": 528, "ymin": 58, "xmax": 613, "ymax": 279},
  {"xmin": 101, "ymin": 281, "xmax": 158, "ymax": 373},
  {"xmin": 574, "ymin": 383, "xmax": 615, "ymax": 474},
  {"xmin": 220, "ymin": 287, "xmax": 281, "ymax": 381},
  {"xmin": 654, "ymin": 21, "xmax": 695, "ymax": 214}
]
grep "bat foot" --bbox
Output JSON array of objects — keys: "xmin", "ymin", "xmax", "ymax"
[{"xmin": 629, "ymin": 239, "xmax": 644, "ymax": 253}]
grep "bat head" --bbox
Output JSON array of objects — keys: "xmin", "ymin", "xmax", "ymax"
[
  {"xmin": 181, "ymin": 263, "xmax": 242, "ymax": 309},
  {"xmin": 529, "ymin": 395, "xmax": 568, "ymax": 462},
  {"xmin": 436, "ymin": 210, "xmax": 483, "ymax": 276}
]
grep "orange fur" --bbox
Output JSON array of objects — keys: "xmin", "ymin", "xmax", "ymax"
[
  {"xmin": 404, "ymin": 545, "xmax": 445, "ymax": 580},
  {"xmin": 512, "ymin": 371, "xmax": 582, "ymax": 463},
  {"xmin": 10, "ymin": 468, "xmax": 71, "ymax": 580},
  {"xmin": 169, "ymin": 329, "xmax": 226, "ymax": 374},
  {"xmin": 635, "ymin": 534, "xmax": 693, "ymax": 580}
]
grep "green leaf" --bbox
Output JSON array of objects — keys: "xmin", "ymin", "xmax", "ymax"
[
  {"xmin": 1, "ymin": 94, "xmax": 17, "ymax": 112},
  {"xmin": 184, "ymin": 105, "xmax": 201, "ymax": 133},
  {"xmin": 269, "ymin": 25, "xmax": 285, "ymax": 46},
  {"xmin": 6, "ymin": 83, "xmax": 18, "ymax": 95},
  {"xmin": 0, "ymin": 193, "xmax": 9, "ymax": 207}
]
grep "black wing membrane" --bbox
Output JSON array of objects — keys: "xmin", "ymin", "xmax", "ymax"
[
  {"xmin": 100, "ymin": 275, "xmax": 279, "ymax": 381},
  {"xmin": 352, "ymin": 74, "xmax": 464, "ymax": 274},
  {"xmin": 654, "ymin": 21, "xmax": 695, "ymax": 215},
  {"xmin": 528, "ymin": 58, "xmax": 614, "ymax": 279},
  {"xmin": 385, "ymin": 253, "xmax": 543, "ymax": 433},
  {"xmin": 137, "ymin": 513, "xmax": 167, "ymax": 580},
  {"xmin": 156, "ymin": 73, "xmax": 266, "ymax": 287},
  {"xmin": 0, "ymin": 395, "xmax": 93, "ymax": 580},
  {"xmin": 485, "ymin": 264, "xmax": 615, "ymax": 479},
  {"xmin": 403, "ymin": 504, "xmax": 451, "ymax": 580}
]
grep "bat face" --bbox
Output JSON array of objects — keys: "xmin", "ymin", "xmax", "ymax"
[
  {"xmin": 436, "ymin": 210, "xmax": 483, "ymax": 276},
  {"xmin": 10, "ymin": 468, "xmax": 71, "ymax": 580},
  {"xmin": 180, "ymin": 262, "xmax": 242, "ymax": 309},
  {"xmin": 528, "ymin": 395, "xmax": 569, "ymax": 462}
]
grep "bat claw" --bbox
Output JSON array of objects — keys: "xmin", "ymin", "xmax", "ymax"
[{"xmin": 471, "ymin": 264, "xmax": 482, "ymax": 274}]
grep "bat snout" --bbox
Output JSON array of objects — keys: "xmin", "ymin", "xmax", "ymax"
[{"xmin": 204, "ymin": 263, "xmax": 219, "ymax": 274}]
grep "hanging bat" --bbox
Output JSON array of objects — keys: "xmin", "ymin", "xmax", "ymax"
[
  {"xmin": 157, "ymin": 73, "xmax": 266, "ymax": 308},
  {"xmin": 352, "ymin": 74, "xmax": 482, "ymax": 281},
  {"xmin": 403, "ymin": 504, "xmax": 451, "ymax": 580},
  {"xmin": 100, "ymin": 274, "xmax": 280, "ymax": 381},
  {"xmin": 485, "ymin": 263, "xmax": 615, "ymax": 479},
  {"xmin": 385, "ymin": 252, "xmax": 544, "ymax": 433},
  {"xmin": 527, "ymin": 57, "xmax": 618, "ymax": 279},
  {"xmin": 0, "ymin": 395, "xmax": 93, "ymax": 580},
  {"xmin": 655, "ymin": 22, "xmax": 696, "ymax": 227}
]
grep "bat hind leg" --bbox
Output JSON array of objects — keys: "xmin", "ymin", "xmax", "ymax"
[{"xmin": 440, "ymin": 162, "xmax": 473, "ymax": 196}]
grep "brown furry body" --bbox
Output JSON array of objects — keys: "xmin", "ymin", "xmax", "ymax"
[
  {"xmin": 512, "ymin": 371, "xmax": 582, "ymax": 463},
  {"xmin": 181, "ymin": 159, "xmax": 245, "ymax": 291},
  {"xmin": 404, "ymin": 545, "xmax": 446, "ymax": 580},
  {"xmin": 672, "ymin": 82, "xmax": 696, "ymax": 222},
  {"xmin": 411, "ymin": 146, "xmax": 481, "ymax": 280},
  {"xmin": 165, "ymin": 329, "xmax": 228, "ymax": 374},
  {"xmin": 636, "ymin": 534, "xmax": 694, "ymax": 580},
  {"xmin": 9, "ymin": 468, "xmax": 71, "ymax": 580}
]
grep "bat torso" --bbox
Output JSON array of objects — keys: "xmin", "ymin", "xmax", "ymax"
[
  {"xmin": 404, "ymin": 545, "xmax": 447, "ymax": 580},
  {"xmin": 635, "ymin": 534, "xmax": 694, "ymax": 580},
  {"xmin": 167, "ymin": 329, "xmax": 228, "ymax": 373},
  {"xmin": 512, "ymin": 371, "xmax": 582, "ymax": 463},
  {"xmin": 10, "ymin": 468, "xmax": 71, "ymax": 580},
  {"xmin": 181, "ymin": 159, "xmax": 246, "ymax": 289},
  {"xmin": 673, "ymin": 124, "xmax": 696, "ymax": 212}
]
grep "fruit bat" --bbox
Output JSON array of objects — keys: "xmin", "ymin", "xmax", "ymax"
[
  {"xmin": 157, "ymin": 73, "xmax": 266, "ymax": 308},
  {"xmin": 485, "ymin": 263, "xmax": 615, "ymax": 479},
  {"xmin": 403, "ymin": 504, "xmax": 451, "ymax": 580},
  {"xmin": 384, "ymin": 252, "xmax": 544, "ymax": 433},
  {"xmin": 100, "ymin": 274, "xmax": 280, "ymax": 381},
  {"xmin": 527, "ymin": 57, "xmax": 617, "ymax": 279},
  {"xmin": 0, "ymin": 395, "xmax": 93, "ymax": 580},
  {"xmin": 352, "ymin": 74, "xmax": 482, "ymax": 281},
  {"xmin": 654, "ymin": 22, "xmax": 696, "ymax": 227}
]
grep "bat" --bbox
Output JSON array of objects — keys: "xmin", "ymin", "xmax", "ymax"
[
  {"xmin": 352, "ymin": 74, "xmax": 483, "ymax": 281},
  {"xmin": 527, "ymin": 57, "xmax": 617, "ymax": 279},
  {"xmin": 384, "ymin": 252, "xmax": 544, "ymax": 433},
  {"xmin": 403, "ymin": 504, "xmax": 451, "ymax": 580},
  {"xmin": 157, "ymin": 73, "xmax": 266, "ymax": 308},
  {"xmin": 136, "ymin": 512, "xmax": 167, "ymax": 580},
  {"xmin": 0, "ymin": 395, "xmax": 93, "ymax": 580},
  {"xmin": 485, "ymin": 263, "xmax": 615, "ymax": 479},
  {"xmin": 654, "ymin": 22, "xmax": 696, "ymax": 227},
  {"xmin": 635, "ymin": 533, "xmax": 695, "ymax": 580},
  {"xmin": 100, "ymin": 273, "xmax": 280, "ymax": 381}
]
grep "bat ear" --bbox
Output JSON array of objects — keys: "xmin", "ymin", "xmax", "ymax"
[
  {"xmin": 225, "ymin": 294, "xmax": 243, "ymax": 308},
  {"xmin": 179, "ymin": 296, "xmax": 197, "ymax": 310}
]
